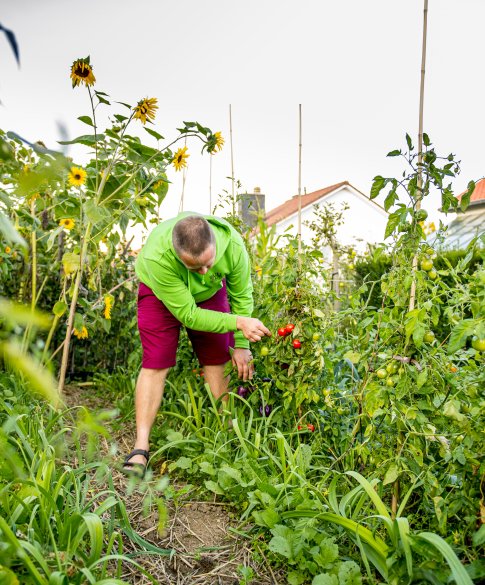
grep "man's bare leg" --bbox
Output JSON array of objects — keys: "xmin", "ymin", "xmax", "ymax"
[
  {"xmin": 125, "ymin": 367, "xmax": 170, "ymax": 467},
  {"xmin": 202, "ymin": 363, "xmax": 230, "ymax": 403}
]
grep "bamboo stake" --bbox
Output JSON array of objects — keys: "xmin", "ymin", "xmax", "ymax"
[
  {"xmin": 179, "ymin": 135, "xmax": 188, "ymax": 213},
  {"xmin": 209, "ymin": 153, "xmax": 212, "ymax": 213},
  {"xmin": 229, "ymin": 104, "xmax": 235, "ymax": 209},
  {"xmin": 297, "ymin": 104, "xmax": 303, "ymax": 270},
  {"xmin": 392, "ymin": 0, "xmax": 429, "ymax": 519}
]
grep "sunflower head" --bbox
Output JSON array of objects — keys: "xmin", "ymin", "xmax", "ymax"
[
  {"xmin": 104, "ymin": 295, "xmax": 114, "ymax": 320},
  {"xmin": 59, "ymin": 218, "xmax": 75, "ymax": 230},
  {"xmin": 172, "ymin": 146, "xmax": 189, "ymax": 172},
  {"xmin": 207, "ymin": 131, "xmax": 225, "ymax": 154},
  {"xmin": 70, "ymin": 57, "xmax": 96, "ymax": 88},
  {"xmin": 73, "ymin": 326, "xmax": 88, "ymax": 339},
  {"xmin": 133, "ymin": 97, "xmax": 158, "ymax": 125},
  {"xmin": 68, "ymin": 166, "xmax": 87, "ymax": 187}
]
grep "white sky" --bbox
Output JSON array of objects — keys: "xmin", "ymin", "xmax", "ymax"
[{"xmin": 1, "ymin": 0, "xmax": 484, "ymax": 241}]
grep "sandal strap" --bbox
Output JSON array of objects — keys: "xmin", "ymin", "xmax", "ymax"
[{"xmin": 124, "ymin": 449, "xmax": 149, "ymax": 463}]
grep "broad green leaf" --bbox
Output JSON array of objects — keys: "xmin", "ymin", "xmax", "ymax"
[
  {"xmin": 144, "ymin": 127, "xmax": 165, "ymax": 141},
  {"xmin": 416, "ymin": 532, "xmax": 473, "ymax": 585},
  {"xmin": 0, "ymin": 211, "xmax": 27, "ymax": 247},
  {"xmin": 384, "ymin": 190, "xmax": 398, "ymax": 211},
  {"xmin": 370, "ymin": 176, "xmax": 386, "ymax": 200},
  {"xmin": 387, "ymin": 150, "xmax": 401, "ymax": 157},
  {"xmin": 62, "ymin": 252, "xmax": 80, "ymax": 275},
  {"xmin": 58, "ymin": 134, "xmax": 105, "ymax": 146},
  {"xmin": 204, "ymin": 480, "xmax": 224, "ymax": 495},
  {"xmin": 460, "ymin": 180, "xmax": 475, "ymax": 212},
  {"xmin": 312, "ymin": 574, "xmax": 338, "ymax": 585},
  {"xmin": 338, "ymin": 561, "xmax": 362, "ymax": 585},
  {"xmin": 252, "ymin": 507, "xmax": 280, "ymax": 528},
  {"xmin": 52, "ymin": 301, "xmax": 68, "ymax": 317},
  {"xmin": 1, "ymin": 341, "xmax": 59, "ymax": 406},
  {"xmin": 472, "ymin": 525, "xmax": 485, "ymax": 547},
  {"xmin": 0, "ymin": 298, "xmax": 51, "ymax": 328},
  {"xmin": 384, "ymin": 211, "xmax": 401, "ymax": 238},
  {"xmin": 78, "ymin": 115, "xmax": 94, "ymax": 127},
  {"xmin": 84, "ymin": 200, "xmax": 110, "ymax": 224},
  {"xmin": 383, "ymin": 463, "xmax": 399, "ymax": 485},
  {"xmin": 448, "ymin": 319, "xmax": 476, "ymax": 353}
]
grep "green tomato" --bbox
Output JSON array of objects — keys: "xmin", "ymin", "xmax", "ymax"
[
  {"xmin": 386, "ymin": 362, "xmax": 398, "ymax": 374},
  {"xmin": 260, "ymin": 346, "xmax": 269, "ymax": 356},
  {"xmin": 423, "ymin": 331, "xmax": 435, "ymax": 344},
  {"xmin": 386, "ymin": 377, "xmax": 396, "ymax": 387},
  {"xmin": 420, "ymin": 258, "xmax": 434, "ymax": 271},
  {"xmin": 337, "ymin": 407, "xmax": 344, "ymax": 415},
  {"xmin": 415, "ymin": 209, "xmax": 428, "ymax": 221},
  {"xmin": 428, "ymin": 270, "xmax": 438, "ymax": 280},
  {"xmin": 472, "ymin": 337, "xmax": 485, "ymax": 352},
  {"xmin": 376, "ymin": 369, "xmax": 387, "ymax": 379}
]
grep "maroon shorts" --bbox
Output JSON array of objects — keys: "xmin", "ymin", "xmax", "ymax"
[{"xmin": 137, "ymin": 281, "xmax": 235, "ymax": 369}]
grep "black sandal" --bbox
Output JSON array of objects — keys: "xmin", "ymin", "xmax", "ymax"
[{"xmin": 122, "ymin": 449, "xmax": 149, "ymax": 478}]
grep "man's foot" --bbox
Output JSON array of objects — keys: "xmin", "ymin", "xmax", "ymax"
[{"xmin": 122, "ymin": 449, "xmax": 149, "ymax": 478}]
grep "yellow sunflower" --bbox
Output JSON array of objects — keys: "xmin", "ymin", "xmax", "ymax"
[
  {"xmin": 5, "ymin": 246, "xmax": 11, "ymax": 254},
  {"xmin": 68, "ymin": 166, "xmax": 87, "ymax": 187},
  {"xmin": 209, "ymin": 131, "xmax": 224, "ymax": 153},
  {"xmin": 73, "ymin": 326, "xmax": 88, "ymax": 339},
  {"xmin": 59, "ymin": 218, "xmax": 75, "ymax": 230},
  {"xmin": 172, "ymin": 146, "xmax": 189, "ymax": 172},
  {"xmin": 70, "ymin": 57, "xmax": 96, "ymax": 88},
  {"xmin": 133, "ymin": 97, "xmax": 158, "ymax": 125},
  {"xmin": 104, "ymin": 295, "xmax": 114, "ymax": 320}
]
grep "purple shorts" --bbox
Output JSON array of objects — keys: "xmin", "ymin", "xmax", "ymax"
[{"xmin": 137, "ymin": 281, "xmax": 235, "ymax": 369}]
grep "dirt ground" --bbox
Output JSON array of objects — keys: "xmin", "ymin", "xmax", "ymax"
[{"xmin": 63, "ymin": 384, "xmax": 281, "ymax": 585}]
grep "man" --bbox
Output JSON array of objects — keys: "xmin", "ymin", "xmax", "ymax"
[{"xmin": 123, "ymin": 212, "xmax": 271, "ymax": 476}]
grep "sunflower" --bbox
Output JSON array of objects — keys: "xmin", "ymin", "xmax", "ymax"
[
  {"xmin": 5, "ymin": 246, "xmax": 11, "ymax": 254},
  {"xmin": 208, "ymin": 131, "xmax": 224, "ymax": 154},
  {"xmin": 172, "ymin": 146, "xmax": 189, "ymax": 172},
  {"xmin": 133, "ymin": 97, "xmax": 158, "ymax": 125},
  {"xmin": 73, "ymin": 326, "xmax": 88, "ymax": 339},
  {"xmin": 104, "ymin": 295, "xmax": 114, "ymax": 320},
  {"xmin": 70, "ymin": 57, "xmax": 96, "ymax": 88},
  {"xmin": 68, "ymin": 166, "xmax": 87, "ymax": 187},
  {"xmin": 59, "ymin": 218, "xmax": 75, "ymax": 230}
]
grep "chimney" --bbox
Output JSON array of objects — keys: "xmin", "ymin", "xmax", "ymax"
[{"xmin": 239, "ymin": 187, "xmax": 266, "ymax": 228}]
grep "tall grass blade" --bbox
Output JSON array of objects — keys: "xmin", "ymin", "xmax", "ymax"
[{"xmin": 415, "ymin": 532, "xmax": 473, "ymax": 585}]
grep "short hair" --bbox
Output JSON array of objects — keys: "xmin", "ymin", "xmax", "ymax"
[{"xmin": 172, "ymin": 216, "xmax": 215, "ymax": 260}]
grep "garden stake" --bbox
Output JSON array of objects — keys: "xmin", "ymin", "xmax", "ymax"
[{"xmin": 392, "ymin": 0, "xmax": 429, "ymax": 520}]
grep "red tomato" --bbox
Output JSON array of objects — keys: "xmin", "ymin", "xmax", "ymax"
[
  {"xmin": 297, "ymin": 425, "xmax": 304, "ymax": 431},
  {"xmin": 293, "ymin": 339, "xmax": 301, "ymax": 349},
  {"xmin": 285, "ymin": 323, "xmax": 295, "ymax": 334},
  {"xmin": 278, "ymin": 327, "xmax": 287, "ymax": 337},
  {"xmin": 307, "ymin": 424, "xmax": 315, "ymax": 432}
]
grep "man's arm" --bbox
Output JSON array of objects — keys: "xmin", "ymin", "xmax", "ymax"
[{"xmin": 225, "ymin": 241, "xmax": 254, "ymax": 349}]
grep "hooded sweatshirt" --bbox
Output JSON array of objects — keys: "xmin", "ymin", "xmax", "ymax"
[{"xmin": 134, "ymin": 212, "xmax": 253, "ymax": 349}]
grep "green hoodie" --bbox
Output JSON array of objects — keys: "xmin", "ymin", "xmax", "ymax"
[{"xmin": 135, "ymin": 212, "xmax": 253, "ymax": 349}]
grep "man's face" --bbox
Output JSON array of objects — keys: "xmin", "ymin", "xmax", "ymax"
[{"xmin": 179, "ymin": 245, "xmax": 216, "ymax": 275}]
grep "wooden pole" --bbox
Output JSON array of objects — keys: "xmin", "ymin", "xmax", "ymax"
[
  {"xmin": 392, "ymin": 0, "xmax": 429, "ymax": 520},
  {"xmin": 229, "ymin": 104, "xmax": 235, "ymax": 213},
  {"xmin": 209, "ymin": 154, "xmax": 212, "ymax": 214},
  {"xmin": 297, "ymin": 104, "xmax": 302, "ymax": 270},
  {"xmin": 179, "ymin": 136, "xmax": 188, "ymax": 213}
]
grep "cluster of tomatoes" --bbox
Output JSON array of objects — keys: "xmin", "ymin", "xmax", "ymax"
[{"xmin": 277, "ymin": 323, "xmax": 301, "ymax": 349}]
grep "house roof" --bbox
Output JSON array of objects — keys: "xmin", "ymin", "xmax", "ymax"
[
  {"xmin": 457, "ymin": 177, "xmax": 485, "ymax": 206},
  {"xmin": 264, "ymin": 181, "xmax": 385, "ymax": 227}
]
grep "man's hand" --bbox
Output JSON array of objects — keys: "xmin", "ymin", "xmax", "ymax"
[
  {"xmin": 236, "ymin": 316, "xmax": 271, "ymax": 342},
  {"xmin": 232, "ymin": 348, "xmax": 254, "ymax": 381}
]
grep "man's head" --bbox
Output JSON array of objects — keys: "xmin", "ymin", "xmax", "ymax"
[{"xmin": 172, "ymin": 215, "xmax": 216, "ymax": 275}]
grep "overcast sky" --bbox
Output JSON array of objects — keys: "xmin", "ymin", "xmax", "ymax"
[{"xmin": 1, "ymin": 0, "xmax": 484, "ymax": 236}]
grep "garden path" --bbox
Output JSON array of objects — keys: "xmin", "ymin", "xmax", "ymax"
[{"xmin": 63, "ymin": 384, "xmax": 278, "ymax": 585}]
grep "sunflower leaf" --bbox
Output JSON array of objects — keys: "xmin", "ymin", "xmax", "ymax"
[
  {"xmin": 144, "ymin": 127, "xmax": 164, "ymax": 141},
  {"xmin": 58, "ymin": 134, "xmax": 105, "ymax": 146},
  {"xmin": 78, "ymin": 115, "xmax": 94, "ymax": 127}
]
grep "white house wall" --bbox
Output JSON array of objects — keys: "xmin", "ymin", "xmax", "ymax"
[{"xmin": 273, "ymin": 186, "xmax": 388, "ymax": 252}]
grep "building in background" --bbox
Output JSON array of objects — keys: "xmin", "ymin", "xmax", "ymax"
[
  {"xmin": 263, "ymin": 181, "xmax": 388, "ymax": 251},
  {"xmin": 432, "ymin": 178, "xmax": 485, "ymax": 250}
]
